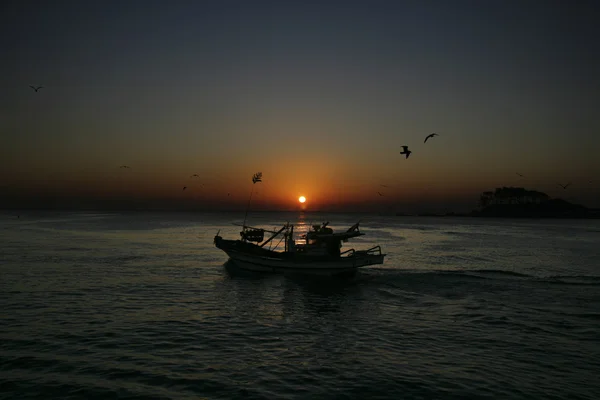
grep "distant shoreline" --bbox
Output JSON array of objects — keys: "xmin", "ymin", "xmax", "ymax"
[
  {"xmin": 3, "ymin": 208, "xmax": 599, "ymax": 219},
  {"xmin": 2, "ymin": 195, "xmax": 599, "ymax": 219},
  {"xmin": 394, "ymin": 213, "xmax": 600, "ymax": 219},
  {"xmin": 467, "ymin": 201, "xmax": 600, "ymax": 219}
]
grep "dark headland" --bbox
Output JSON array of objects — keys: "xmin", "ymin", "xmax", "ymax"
[
  {"xmin": 471, "ymin": 187, "xmax": 599, "ymax": 219},
  {"xmin": 393, "ymin": 187, "xmax": 599, "ymax": 218}
]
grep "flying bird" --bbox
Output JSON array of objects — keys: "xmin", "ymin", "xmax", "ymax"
[
  {"xmin": 558, "ymin": 183, "xmax": 571, "ymax": 190},
  {"xmin": 377, "ymin": 192, "xmax": 385, "ymax": 197},
  {"xmin": 380, "ymin": 184, "xmax": 389, "ymax": 188},
  {"xmin": 182, "ymin": 186, "xmax": 187, "ymax": 191},
  {"xmin": 29, "ymin": 85, "xmax": 44, "ymax": 92},
  {"xmin": 190, "ymin": 174, "xmax": 199, "ymax": 178},
  {"xmin": 400, "ymin": 146, "xmax": 412, "ymax": 159},
  {"xmin": 516, "ymin": 172, "xmax": 524, "ymax": 177},
  {"xmin": 119, "ymin": 165, "xmax": 130, "ymax": 169},
  {"xmin": 424, "ymin": 133, "xmax": 438, "ymax": 143},
  {"xmin": 252, "ymin": 172, "xmax": 263, "ymax": 184}
]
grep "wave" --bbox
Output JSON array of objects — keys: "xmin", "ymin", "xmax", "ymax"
[
  {"xmin": 548, "ymin": 275, "xmax": 600, "ymax": 281},
  {"xmin": 365, "ymin": 267, "xmax": 531, "ymax": 278},
  {"xmin": 461, "ymin": 269, "xmax": 532, "ymax": 278},
  {"xmin": 364, "ymin": 268, "xmax": 600, "ymax": 288},
  {"xmin": 543, "ymin": 276, "xmax": 600, "ymax": 286},
  {"xmin": 443, "ymin": 230, "xmax": 476, "ymax": 236}
]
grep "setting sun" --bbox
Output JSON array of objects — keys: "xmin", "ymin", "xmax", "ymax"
[{"xmin": 298, "ymin": 196, "xmax": 306, "ymax": 203}]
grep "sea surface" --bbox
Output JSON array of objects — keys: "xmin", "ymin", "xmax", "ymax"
[{"xmin": 1, "ymin": 211, "xmax": 599, "ymax": 399}]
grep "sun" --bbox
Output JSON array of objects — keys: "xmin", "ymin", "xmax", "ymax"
[{"xmin": 298, "ymin": 196, "xmax": 306, "ymax": 203}]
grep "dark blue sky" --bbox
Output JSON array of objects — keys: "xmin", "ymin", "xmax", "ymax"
[{"xmin": 2, "ymin": 0, "xmax": 599, "ymax": 210}]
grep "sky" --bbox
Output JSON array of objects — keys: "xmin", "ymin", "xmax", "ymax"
[{"xmin": 1, "ymin": 0, "xmax": 599, "ymax": 212}]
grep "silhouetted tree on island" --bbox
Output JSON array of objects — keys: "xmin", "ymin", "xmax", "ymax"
[{"xmin": 479, "ymin": 187, "xmax": 549, "ymax": 208}]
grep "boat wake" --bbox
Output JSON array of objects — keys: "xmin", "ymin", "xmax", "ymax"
[{"xmin": 359, "ymin": 267, "xmax": 600, "ymax": 286}]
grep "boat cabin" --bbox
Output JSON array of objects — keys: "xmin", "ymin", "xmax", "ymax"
[
  {"xmin": 292, "ymin": 222, "xmax": 363, "ymax": 258},
  {"xmin": 235, "ymin": 221, "xmax": 364, "ymax": 259}
]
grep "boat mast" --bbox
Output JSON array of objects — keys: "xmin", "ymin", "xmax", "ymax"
[
  {"xmin": 259, "ymin": 224, "xmax": 288, "ymax": 248},
  {"xmin": 242, "ymin": 171, "xmax": 262, "ymax": 230}
]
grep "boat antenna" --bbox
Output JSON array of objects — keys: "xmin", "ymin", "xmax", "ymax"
[{"xmin": 242, "ymin": 171, "xmax": 262, "ymax": 228}]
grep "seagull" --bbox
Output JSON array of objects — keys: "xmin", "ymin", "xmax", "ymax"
[
  {"xmin": 29, "ymin": 85, "xmax": 44, "ymax": 92},
  {"xmin": 380, "ymin": 184, "xmax": 389, "ymax": 188},
  {"xmin": 377, "ymin": 191, "xmax": 384, "ymax": 196},
  {"xmin": 182, "ymin": 186, "xmax": 187, "ymax": 191},
  {"xmin": 400, "ymin": 146, "xmax": 412, "ymax": 159},
  {"xmin": 516, "ymin": 172, "xmax": 524, "ymax": 177},
  {"xmin": 190, "ymin": 174, "xmax": 199, "ymax": 178},
  {"xmin": 119, "ymin": 165, "xmax": 130, "ymax": 169},
  {"xmin": 558, "ymin": 183, "xmax": 571, "ymax": 190},
  {"xmin": 424, "ymin": 133, "xmax": 438, "ymax": 143}
]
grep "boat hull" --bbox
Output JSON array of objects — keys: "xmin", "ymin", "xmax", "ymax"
[{"xmin": 221, "ymin": 248, "xmax": 384, "ymax": 276}]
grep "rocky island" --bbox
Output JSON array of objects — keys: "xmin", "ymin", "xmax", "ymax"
[{"xmin": 472, "ymin": 187, "xmax": 599, "ymax": 218}]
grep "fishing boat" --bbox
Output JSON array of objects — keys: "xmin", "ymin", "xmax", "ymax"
[
  {"xmin": 214, "ymin": 221, "xmax": 385, "ymax": 276},
  {"xmin": 214, "ymin": 172, "xmax": 385, "ymax": 276}
]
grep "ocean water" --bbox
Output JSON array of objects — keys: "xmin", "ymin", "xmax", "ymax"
[{"xmin": 1, "ymin": 211, "xmax": 599, "ymax": 399}]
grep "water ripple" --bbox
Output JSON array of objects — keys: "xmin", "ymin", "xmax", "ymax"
[{"xmin": 1, "ymin": 212, "xmax": 599, "ymax": 399}]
